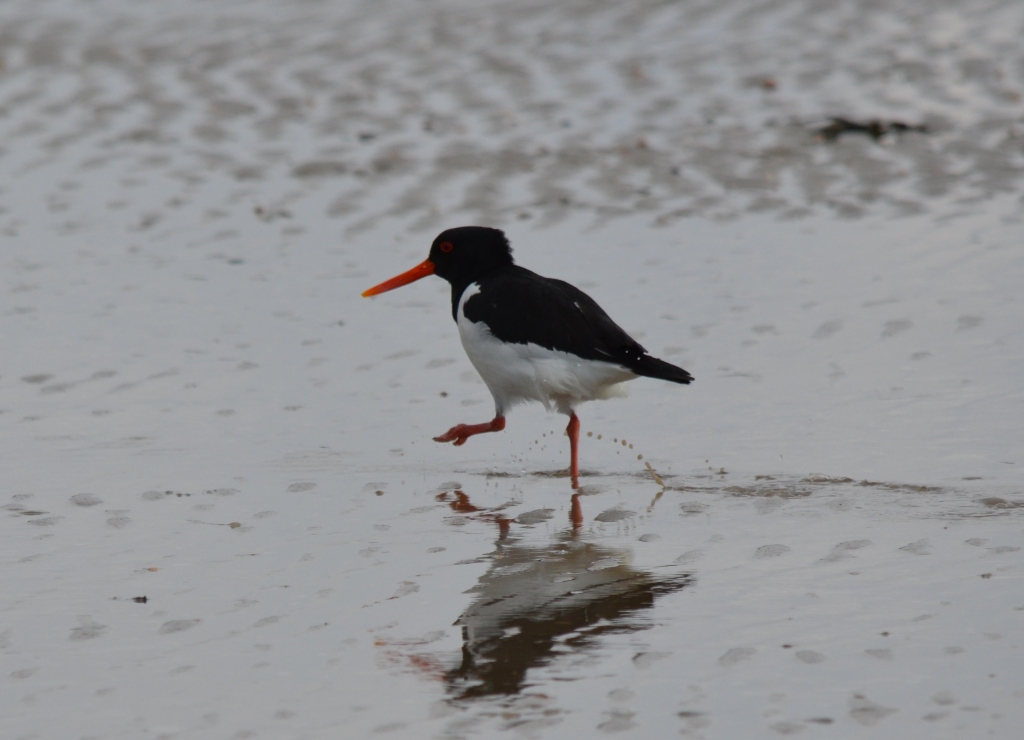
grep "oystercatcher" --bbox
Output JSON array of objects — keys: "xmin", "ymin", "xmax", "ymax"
[{"xmin": 362, "ymin": 227, "xmax": 693, "ymax": 482}]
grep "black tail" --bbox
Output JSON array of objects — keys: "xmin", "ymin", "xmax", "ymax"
[{"xmin": 630, "ymin": 354, "xmax": 694, "ymax": 385}]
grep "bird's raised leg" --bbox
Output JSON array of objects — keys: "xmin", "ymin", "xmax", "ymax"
[
  {"xmin": 434, "ymin": 415, "xmax": 505, "ymax": 446},
  {"xmin": 566, "ymin": 411, "xmax": 580, "ymax": 487}
]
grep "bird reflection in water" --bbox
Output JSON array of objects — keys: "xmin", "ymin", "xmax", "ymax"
[{"xmin": 433, "ymin": 489, "xmax": 692, "ymax": 701}]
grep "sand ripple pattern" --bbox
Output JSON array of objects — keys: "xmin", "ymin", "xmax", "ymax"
[{"xmin": 0, "ymin": 0, "xmax": 1021, "ymax": 230}]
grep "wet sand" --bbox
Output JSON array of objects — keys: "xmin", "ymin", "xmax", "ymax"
[{"xmin": 2, "ymin": 0, "xmax": 1024, "ymax": 737}]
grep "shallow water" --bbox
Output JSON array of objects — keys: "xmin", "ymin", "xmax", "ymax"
[{"xmin": 2, "ymin": 0, "xmax": 1024, "ymax": 738}]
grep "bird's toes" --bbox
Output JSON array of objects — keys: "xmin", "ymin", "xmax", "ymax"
[{"xmin": 433, "ymin": 426, "xmax": 462, "ymax": 444}]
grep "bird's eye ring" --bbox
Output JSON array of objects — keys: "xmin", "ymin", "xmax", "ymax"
[{"xmin": 439, "ymin": 241, "xmax": 454, "ymax": 253}]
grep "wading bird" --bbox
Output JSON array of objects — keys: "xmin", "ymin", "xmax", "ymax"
[{"xmin": 362, "ymin": 227, "xmax": 693, "ymax": 485}]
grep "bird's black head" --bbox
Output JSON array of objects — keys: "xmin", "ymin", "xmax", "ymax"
[
  {"xmin": 427, "ymin": 226, "xmax": 515, "ymax": 286},
  {"xmin": 428, "ymin": 224, "xmax": 516, "ymax": 288},
  {"xmin": 362, "ymin": 226, "xmax": 514, "ymax": 300}
]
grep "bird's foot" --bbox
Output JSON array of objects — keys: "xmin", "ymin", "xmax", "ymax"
[
  {"xmin": 433, "ymin": 416, "xmax": 505, "ymax": 446},
  {"xmin": 433, "ymin": 424, "xmax": 477, "ymax": 446}
]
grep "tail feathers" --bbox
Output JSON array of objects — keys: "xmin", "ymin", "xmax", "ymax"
[{"xmin": 630, "ymin": 354, "xmax": 694, "ymax": 385}]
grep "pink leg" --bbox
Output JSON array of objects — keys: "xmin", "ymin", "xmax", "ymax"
[
  {"xmin": 566, "ymin": 412, "xmax": 580, "ymax": 484},
  {"xmin": 434, "ymin": 415, "xmax": 505, "ymax": 446}
]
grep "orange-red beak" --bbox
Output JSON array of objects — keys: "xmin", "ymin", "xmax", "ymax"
[{"xmin": 361, "ymin": 259, "xmax": 435, "ymax": 297}]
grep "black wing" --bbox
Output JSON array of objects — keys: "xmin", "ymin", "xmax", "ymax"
[{"xmin": 461, "ymin": 266, "xmax": 693, "ymax": 385}]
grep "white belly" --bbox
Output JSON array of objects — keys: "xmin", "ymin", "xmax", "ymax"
[{"xmin": 456, "ymin": 283, "xmax": 636, "ymax": 416}]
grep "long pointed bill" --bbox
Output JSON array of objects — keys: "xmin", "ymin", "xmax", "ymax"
[{"xmin": 361, "ymin": 259, "xmax": 435, "ymax": 297}]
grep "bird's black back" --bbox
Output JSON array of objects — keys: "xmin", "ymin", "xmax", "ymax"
[{"xmin": 457, "ymin": 266, "xmax": 693, "ymax": 385}]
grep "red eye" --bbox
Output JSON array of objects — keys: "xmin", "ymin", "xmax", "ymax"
[{"xmin": 439, "ymin": 241, "xmax": 454, "ymax": 253}]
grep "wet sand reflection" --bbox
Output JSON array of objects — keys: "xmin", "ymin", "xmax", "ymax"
[{"xmin": 437, "ymin": 490, "xmax": 692, "ymax": 700}]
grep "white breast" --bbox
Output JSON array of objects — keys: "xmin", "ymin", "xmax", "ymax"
[{"xmin": 456, "ymin": 283, "xmax": 636, "ymax": 416}]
